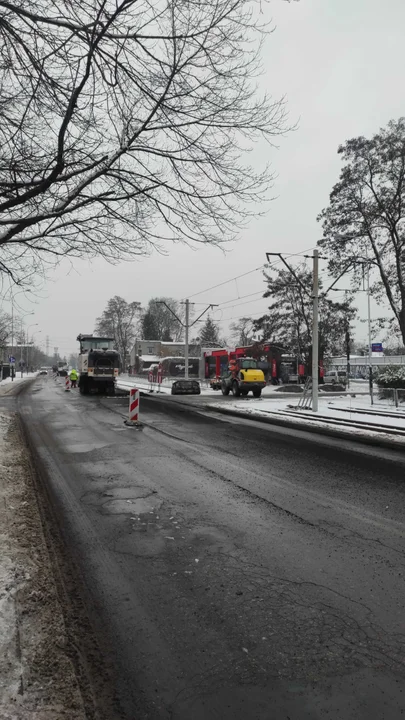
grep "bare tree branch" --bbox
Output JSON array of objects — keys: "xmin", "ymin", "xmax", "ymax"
[{"xmin": 0, "ymin": 0, "xmax": 292, "ymax": 285}]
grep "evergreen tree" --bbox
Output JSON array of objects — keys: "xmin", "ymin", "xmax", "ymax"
[
  {"xmin": 253, "ymin": 265, "xmax": 357, "ymax": 362},
  {"xmin": 199, "ymin": 315, "xmax": 221, "ymax": 347},
  {"xmin": 141, "ymin": 298, "xmax": 183, "ymax": 341},
  {"xmin": 142, "ymin": 311, "xmax": 160, "ymax": 340}
]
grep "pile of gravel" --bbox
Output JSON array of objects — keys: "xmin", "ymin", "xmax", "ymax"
[
  {"xmin": 320, "ymin": 383, "xmax": 346, "ymax": 393},
  {"xmin": 274, "ymin": 384, "xmax": 304, "ymax": 393}
]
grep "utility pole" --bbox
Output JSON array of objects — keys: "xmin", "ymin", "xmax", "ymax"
[
  {"xmin": 344, "ymin": 288, "xmax": 351, "ymax": 390},
  {"xmin": 19, "ymin": 319, "xmax": 24, "ymax": 375},
  {"xmin": 46, "ymin": 335, "xmax": 50, "ymax": 358},
  {"xmin": 26, "ymin": 324, "xmax": 38, "ymax": 372},
  {"xmin": 345, "ymin": 324, "xmax": 351, "ymax": 390},
  {"xmin": 312, "ymin": 249, "xmax": 319, "ymax": 412},
  {"xmin": 11, "ymin": 305, "xmax": 14, "ymax": 381},
  {"xmin": 155, "ymin": 300, "xmax": 218, "ymax": 380},
  {"xmin": 266, "ymin": 250, "xmax": 321, "ymax": 412},
  {"xmin": 184, "ymin": 299, "xmax": 190, "ymax": 380},
  {"xmin": 366, "ymin": 259, "xmax": 373, "ymax": 404}
]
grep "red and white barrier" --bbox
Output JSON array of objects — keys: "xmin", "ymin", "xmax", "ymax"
[
  {"xmin": 65, "ymin": 376, "xmax": 70, "ymax": 392},
  {"xmin": 157, "ymin": 367, "xmax": 162, "ymax": 393},
  {"xmin": 129, "ymin": 387, "xmax": 139, "ymax": 423}
]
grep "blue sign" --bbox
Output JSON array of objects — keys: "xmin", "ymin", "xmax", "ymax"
[
  {"xmin": 9, "ymin": 356, "xmax": 15, "ymax": 364},
  {"xmin": 371, "ymin": 343, "xmax": 383, "ymax": 353}
]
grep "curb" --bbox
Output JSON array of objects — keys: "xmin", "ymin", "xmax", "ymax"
[{"xmin": 138, "ymin": 392, "xmax": 405, "ymax": 453}]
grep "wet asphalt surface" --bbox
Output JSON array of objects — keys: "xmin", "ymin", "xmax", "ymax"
[{"xmin": 14, "ymin": 376, "xmax": 405, "ymax": 719}]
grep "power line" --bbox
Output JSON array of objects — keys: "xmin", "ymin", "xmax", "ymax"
[
  {"xmin": 217, "ymin": 291, "xmax": 264, "ymax": 308},
  {"xmin": 214, "ymin": 296, "xmax": 267, "ymax": 318},
  {"xmin": 188, "ymin": 247, "xmax": 317, "ymax": 301},
  {"xmin": 188, "ymin": 265, "xmax": 265, "ymax": 299},
  {"xmin": 216, "ymin": 309, "xmax": 268, "ymax": 324}
]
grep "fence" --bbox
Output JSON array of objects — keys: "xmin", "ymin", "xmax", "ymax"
[{"xmin": 375, "ymin": 387, "xmax": 405, "ymax": 409}]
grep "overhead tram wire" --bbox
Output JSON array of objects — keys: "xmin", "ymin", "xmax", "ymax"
[
  {"xmin": 216, "ymin": 309, "xmax": 271, "ymax": 325},
  {"xmin": 216, "ymin": 290, "xmax": 264, "ymax": 308},
  {"xmin": 187, "ymin": 247, "xmax": 317, "ymax": 301},
  {"xmin": 188, "ymin": 265, "xmax": 266, "ymax": 300},
  {"xmin": 214, "ymin": 296, "xmax": 269, "ymax": 318}
]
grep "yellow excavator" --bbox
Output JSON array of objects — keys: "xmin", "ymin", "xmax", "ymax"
[{"xmin": 221, "ymin": 357, "xmax": 266, "ymax": 398}]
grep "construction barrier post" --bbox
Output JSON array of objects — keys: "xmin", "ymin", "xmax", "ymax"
[
  {"xmin": 125, "ymin": 388, "xmax": 143, "ymax": 428},
  {"xmin": 157, "ymin": 367, "xmax": 162, "ymax": 393},
  {"xmin": 65, "ymin": 376, "xmax": 70, "ymax": 392}
]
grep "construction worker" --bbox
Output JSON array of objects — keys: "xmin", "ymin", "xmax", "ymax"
[{"xmin": 69, "ymin": 368, "xmax": 79, "ymax": 388}]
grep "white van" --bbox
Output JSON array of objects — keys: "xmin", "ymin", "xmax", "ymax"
[{"xmin": 324, "ymin": 370, "xmax": 347, "ymax": 385}]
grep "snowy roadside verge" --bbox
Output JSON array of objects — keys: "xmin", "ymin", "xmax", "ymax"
[
  {"xmin": 0, "ymin": 375, "xmax": 37, "ymax": 397},
  {"xmin": 205, "ymin": 402, "xmax": 405, "ymax": 451},
  {"xmin": 0, "ymin": 410, "xmax": 86, "ymax": 719}
]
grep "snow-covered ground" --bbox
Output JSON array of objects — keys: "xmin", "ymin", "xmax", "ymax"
[
  {"xmin": 0, "ymin": 373, "xmax": 37, "ymax": 395},
  {"xmin": 117, "ymin": 375, "xmax": 172, "ymax": 395},
  {"xmin": 207, "ymin": 393, "xmax": 405, "ymax": 433},
  {"xmin": 117, "ymin": 374, "xmax": 369, "ymax": 400}
]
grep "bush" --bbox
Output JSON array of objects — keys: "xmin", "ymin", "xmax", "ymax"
[{"xmin": 375, "ymin": 365, "xmax": 405, "ymax": 389}]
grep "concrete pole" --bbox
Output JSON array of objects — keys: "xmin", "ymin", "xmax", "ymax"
[
  {"xmin": 11, "ymin": 304, "xmax": 14, "ymax": 381},
  {"xmin": 345, "ymin": 290, "xmax": 350, "ymax": 390},
  {"xmin": 367, "ymin": 260, "xmax": 373, "ymax": 404},
  {"xmin": 312, "ymin": 249, "xmax": 319, "ymax": 412},
  {"xmin": 20, "ymin": 320, "xmax": 23, "ymax": 377},
  {"xmin": 185, "ymin": 298, "xmax": 190, "ymax": 380}
]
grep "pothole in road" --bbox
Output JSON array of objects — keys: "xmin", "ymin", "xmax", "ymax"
[
  {"xmin": 81, "ymin": 485, "xmax": 162, "ymax": 515},
  {"xmin": 102, "ymin": 496, "xmax": 162, "ymax": 515}
]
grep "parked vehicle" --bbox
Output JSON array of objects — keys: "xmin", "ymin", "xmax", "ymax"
[
  {"xmin": 209, "ymin": 377, "xmax": 222, "ymax": 390},
  {"xmin": 324, "ymin": 370, "xmax": 347, "ymax": 385},
  {"xmin": 171, "ymin": 379, "xmax": 201, "ymax": 395}
]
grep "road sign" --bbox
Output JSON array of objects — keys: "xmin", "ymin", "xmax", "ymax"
[
  {"xmin": 9, "ymin": 356, "xmax": 15, "ymax": 364},
  {"xmin": 371, "ymin": 343, "xmax": 383, "ymax": 353}
]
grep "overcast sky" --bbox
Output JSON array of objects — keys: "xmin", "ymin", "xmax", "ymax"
[{"xmin": 11, "ymin": 0, "xmax": 405, "ymax": 358}]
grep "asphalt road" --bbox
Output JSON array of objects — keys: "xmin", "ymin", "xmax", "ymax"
[{"xmin": 15, "ymin": 376, "xmax": 405, "ymax": 719}]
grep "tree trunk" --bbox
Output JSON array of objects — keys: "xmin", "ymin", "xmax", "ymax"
[{"xmin": 399, "ymin": 300, "xmax": 405, "ymax": 346}]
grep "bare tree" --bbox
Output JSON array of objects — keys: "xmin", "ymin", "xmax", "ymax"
[
  {"xmin": 230, "ymin": 316, "xmax": 254, "ymax": 346},
  {"xmin": 318, "ymin": 118, "xmax": 405, "ymax": 343},
  {"xmin": 95, "ymin": 296, "xmax": 141, "ymax": 370},
  {"xmin": 0, "ymin": 0, "xmax": 292, "ymax": 285},
  {"xmin": 0, "ymin": 311, "xmax": 12, "ymax": 347},
  {"xmin": 141, "ymin": 297, "xmax": 184, "ymax": 341}
]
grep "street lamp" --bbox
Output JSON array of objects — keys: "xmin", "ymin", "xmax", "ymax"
[
  {"xmin": 27, "ymin": 327, "xmax": 41, "ymax": 371},
  {"xmin": 18, "ymin": 316, "xmax": 35, "ymax": 374},
  {"xmin": 18, "ymin": 316, "xmax": 30, "ymax": 372},
  {"xmin": 9, "ymin": 288, "xmax": 32, "ymax": 340}
]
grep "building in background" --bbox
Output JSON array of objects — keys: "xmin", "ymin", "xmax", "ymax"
[{"xmin": 130, "ymin": 339, "xmax": 201, "ymax": 372}]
